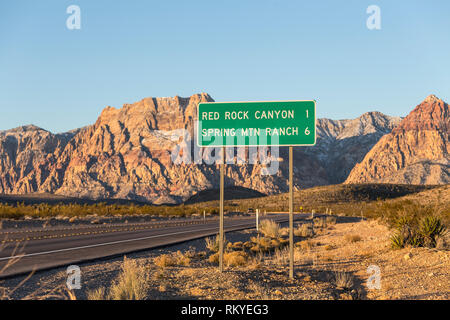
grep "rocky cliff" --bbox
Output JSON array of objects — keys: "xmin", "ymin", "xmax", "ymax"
[
  {"xmin": 345, "ymin": 95, "xmax": 449, "ymax": 184},
  {"xmin": 1, "ymin": 93, "xmax": 441, "ymax": 204},
  {"xmin": 0, "ymin": 125, "xmax": 76, "ymax": 194},
  {"xmin": 305, "ymin": 112, "xmax": 401, "ymax": 183}
]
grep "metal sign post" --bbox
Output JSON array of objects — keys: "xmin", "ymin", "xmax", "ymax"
[
  {"xmin": 219, "ymin": 147, "xmax": 225, "ymax": 273},
  {"xmin": 289, "ymin": 146, "xmax": 294, "ymax": 279}
]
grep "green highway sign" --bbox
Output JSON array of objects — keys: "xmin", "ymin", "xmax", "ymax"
[{"xmin": 197, "ymin": 100, "xmax": 316, "ymax": 147}]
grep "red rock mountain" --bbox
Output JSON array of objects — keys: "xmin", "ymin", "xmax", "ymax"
[
  {"xmin": 345, "ymin": 95, "xmax": 449, "ymax": 184},
  {"xmin": 1, "ymin": 93, "xmax": 440, "ymax": 204}
]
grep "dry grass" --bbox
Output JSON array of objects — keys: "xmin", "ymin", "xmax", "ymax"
[
  {"xmin": 154, "ymin": 254, "xmax": 177, "ymax": 268},
  {"xmin": 205, "ymin": 234, "xmax": 228, "ymax": 253},
  {"xmin": 280, "ymin": 227, "xmax": 289, "ymax": 237},
  {"xmin": 259, "ymin": 219, "xmax": 281, "ymax": 238},
  {"xmin": 86, "ymin": 287, "xmax": 106, "ymax": 300},
  {"xmin": 294, "ymin": 223, "xmax": 314, "ymax": 237},
  {"xmin": 108, "ymin": 257, "xmax": 149, "ymax": 300},
  {"xmin": 248, "ymin": 235, "xmax": 287, "ymax": 254},
  {"xmin": 174, "ymin": 251, "xmax": 192, "ymax": 266},
  {"xmin": 87, "ymin": 257, "xmax": 149, "ymax": 300},
  {"xmin": 326, "ymin": 216, "xmax": 337, "ymax": 225},
  {"xmin": 313, "ymin": 217, "xmax": 327, "ymax": 229},
  {"xmin": 334, "ymin": 271, "xmax": 354, "ymax": 290},
  {"xmin": 0, "ymin": 242, "xmax": 39, "ymax": 300},
  {"xmin": 230, "ymin": 241, "xmax": 243, "ymax": 250},
  {"xmin": 273, "ymin": 247, "xmax": 289, "ymax": 265},
  {"xmin": 154, "ymin": 251, "xmax": 192, "ymax": 268},
  {"xmin": 296, "ymin": 240, "xmax": 316, "ymax": 251},
  {"xmin": 208, "ymin": 251, "xmax": 249, "ymax": 267}
]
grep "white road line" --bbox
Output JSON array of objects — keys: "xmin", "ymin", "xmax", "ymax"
[{"xmin": 0, "ymin": 222, "xmax": 256, "ymax": 261}]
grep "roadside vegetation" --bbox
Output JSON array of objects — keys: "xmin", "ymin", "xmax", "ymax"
[
  {"xmin": 0, "ymin": 183, "xmax": 448, "ymax": 300},
  {"xmin": 390, "ymin": 215, "xmax": 447, "ymax": 249},
  {"xmin": 205, "ymin": 218, "xmax": 334, "ymax": 268},
  {"xmin": 87, "ymin": 257, "xmax": 150, "ymax": 300},
  {"xmin": 3, "ymin": 210, "xmax": 449, "ymax": 300},
  {"xmin": 82, "ymin": 217, "xmax": 367, "ymax": 300},
  {"xmin": 0, "ymin": 185, "xmax": 448, "ymax": 230},
  {"xmin": 0, "ymin": 202, "xmax": 220, "ymax": 220}
]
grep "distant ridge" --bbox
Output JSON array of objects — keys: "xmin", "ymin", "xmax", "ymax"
[
  {"xmin": 346, "ymin": 95, "xmax": 449, "ymax": 184},
  {"xmin": 184, "ymin": 186, "xmax": 266, "ymax": 204},
  {"xmin": 0, "ymin": 93, "xmax": 446, "ymax": 204}
]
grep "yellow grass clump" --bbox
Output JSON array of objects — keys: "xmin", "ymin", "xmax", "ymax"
[
  {"xmin": 259, "ymin": 219, "xmax": 281, "ymax": 238},
  {"xmin": 154, "ymin": 251, "xmax": 191, "ymax": 268},
  {"xmin": 87, "ymin": 257, "xmax": 149, "ymax": 300},
  {"xmin": 294, "ymin": 223, "xmax": 314, "ymax": 237},
  {"xmin": 208, "ymin": 251, "xmax": 249, "ymax": 267}
]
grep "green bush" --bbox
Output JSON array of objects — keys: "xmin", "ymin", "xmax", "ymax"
[
  {"xmin": 390, "ymin": 215, "xmax": 446, "ymax": 249},
  {"xmin": 390, "ymin": 233, "xmax": 404, "ymax": 249},
  {"xmin": 419, "ymin": 216, "xmax": 447, "ymax": 248}
]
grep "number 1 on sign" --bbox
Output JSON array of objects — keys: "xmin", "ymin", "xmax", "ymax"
[{"xmin": 306, "ymin": 110, "xmax": 309, "ymax": 118}]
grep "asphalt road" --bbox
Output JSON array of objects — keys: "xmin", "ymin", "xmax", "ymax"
[{"xmin": 0, "ymin": 213, "xmax": 310, "ymax": 278}]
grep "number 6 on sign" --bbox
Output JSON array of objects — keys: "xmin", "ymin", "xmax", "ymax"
[{"xmin": 305, "ymin": 127, "xmax": 310, "ymax": 135}]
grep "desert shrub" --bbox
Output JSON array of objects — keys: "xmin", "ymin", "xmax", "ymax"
[
  {"xmin": 294, "ymin": 223, "xmax": 314, "ymax": 238},
  {"xmin": 205, "ymin": 234, "xmax": 228, "ymax": 253},
  {"xmin": 419, "ymin": 216, "xmax": 447, "ymax": 248},
  {"xmin": 209, "ymin": 251, "xmax": 249, "ymax": 267},
  {"xmin": 273, "ymin": 247, "xmax": 289, "ymax": 265},
  {"xmin": 390, "ymin": 215, "xmax": 446, "ymax": 249},
  {"xmin": 173, "ymin": 251, "xmax": 192, "ymax": 266},
  {"xmin": 108, "ymin": 257, "xmax": 149, "ymax": 300},
  {"xmin": 0, "ymin": 201, "xmax": 223, "ymax": 219},
  {"xmin": 208, "ymin": 253, "xmax": 219, "ymax": 264},
  {"xmin": 390, "ymin": 233, "xmax": 404, "ymax": 249},
  {"xmin": 154, "ymin": 254, "xmax": 177, "ymax": 268},
  {"xmin": 259, "ymin": 219, "xmax": 281, "ymax": 238},
  {"xmin": 280, "ymin": 227, "xmax": 289, "ymax": 237},
  {"xmin": 326, "ymin": 216, "xmax": 337, "ymax": 225},
  {"xmin": 334, "ymin": 271, "xmax": 354, "ymax": 290},
  {"xmin": 154, "ymin": 251, "xmax": 191, "ymax": 268},
  {"xmin": 224, "ymin": 251, "xmax": 248, "ymax": 267},
  {"xmin": 231, "ymin": 241, "xmax": 243, "ymax": 250},
  {"xmin": 250, "ymin": 235, "xmax": 274, "ymax": 253},
  {"xmin": 296, "ymin": 240, "xmax": 315, "ymax": 251},
  {"xmin": 269, "ymin": 239, "xmax": 280, "ymax": 248},
  {"xmin": 87, "ymin": 287, "xmax": 106, "ymax": 300},
  {"xmin": 313, "ymin": 217, "xmax": 327, "ymax": 228},
  {"xmin": 243, "ymin": 241, "xmax": 253, "ymax": 249}
]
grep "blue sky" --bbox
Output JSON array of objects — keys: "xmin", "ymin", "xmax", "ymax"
[{"xmin": 1, "ymin": 1, "xmax": 449, "ymax": 133}]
